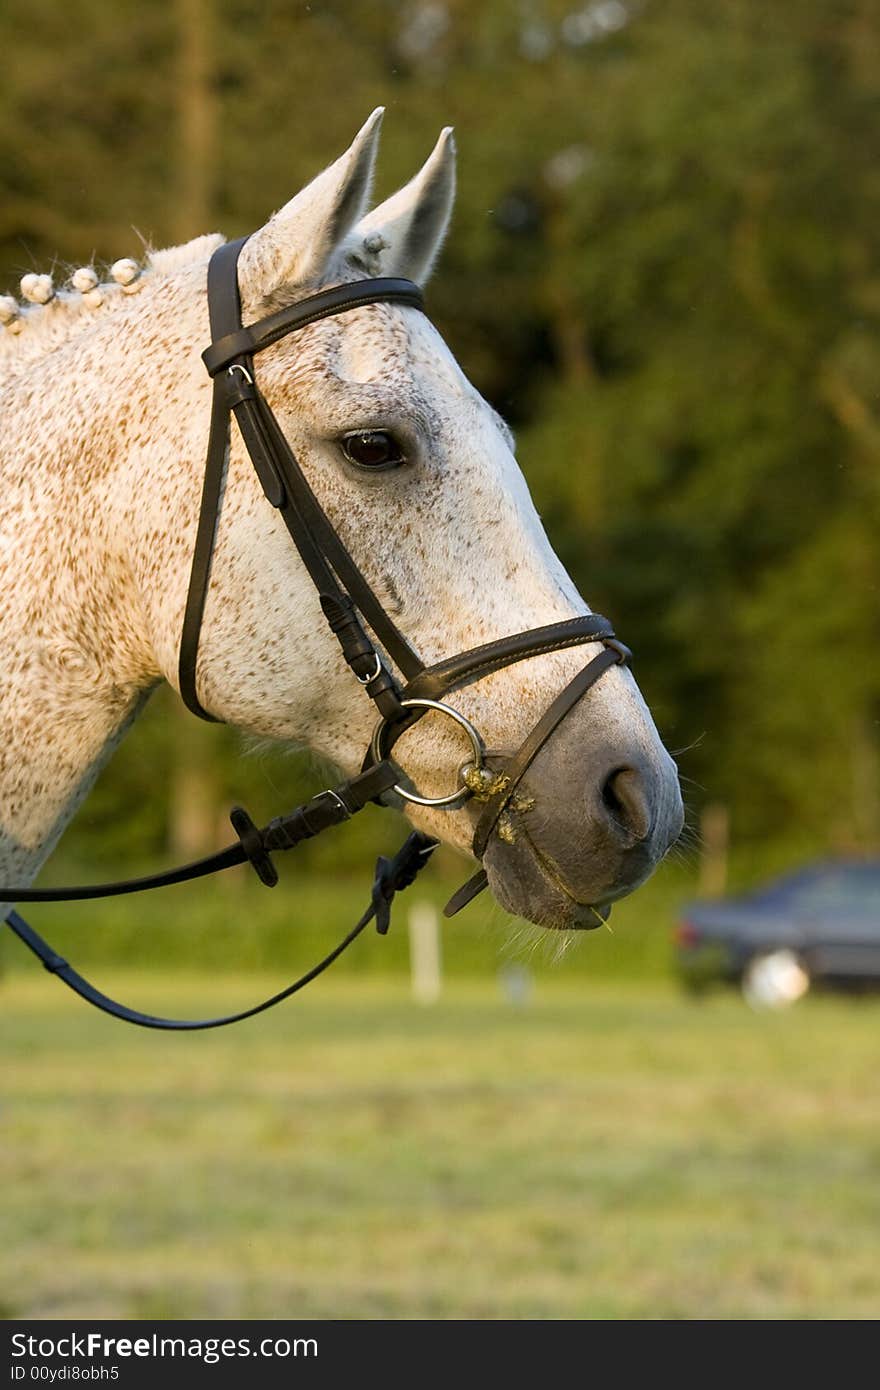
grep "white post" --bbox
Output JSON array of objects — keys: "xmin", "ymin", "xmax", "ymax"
[
  {"xmin": 408, "ymin": 902, "xmax": 442, "ymax": 1004},
  {"xmin": 699, "ymin": 801, "xmax": 729, "ymax": 898}
]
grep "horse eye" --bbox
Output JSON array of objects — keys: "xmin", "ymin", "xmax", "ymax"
[{"xmin": 341, "ymin": 430, "xmax": 405, "ymax": 471}]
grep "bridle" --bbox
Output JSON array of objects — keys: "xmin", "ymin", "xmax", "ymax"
[{"xmin": 2, "ymin": 236, "xmax": 631, "ymax": 1030}]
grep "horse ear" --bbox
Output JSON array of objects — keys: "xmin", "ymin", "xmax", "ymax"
[
  {"xmin": 346, "ymin": 127, "xmax": 456, "ymax": 285},
  {"xmin": 237, "ymin": 109, "xmax": 383, "ymax": 311}
]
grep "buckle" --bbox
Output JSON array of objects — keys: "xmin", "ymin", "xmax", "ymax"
[{"xmin": 308, "ymin": 788, "xmax": 352, "ymax": 824}]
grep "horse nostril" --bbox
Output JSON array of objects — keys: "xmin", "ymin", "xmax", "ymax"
[{"xmin": 600, "ymin": 765, "xmax": 653, "ymax": 843}]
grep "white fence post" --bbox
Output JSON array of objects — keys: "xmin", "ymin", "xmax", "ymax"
[{"xmin": 408, "ymin": 901, "xmax": 442, "ymax": 1004}]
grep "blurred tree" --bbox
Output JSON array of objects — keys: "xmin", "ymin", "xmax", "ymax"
[
  {"xmin": 1, "ymin": 0, "xmax": 877, "ymax": 880},
  {"xmin": 167, "ymin": 0, "xmax": 219, "ymax": 859}
]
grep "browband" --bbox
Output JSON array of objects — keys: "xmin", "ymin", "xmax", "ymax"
[{"xmin": 201, "ymin": 277, "xmax": 425, "ymax": 377}]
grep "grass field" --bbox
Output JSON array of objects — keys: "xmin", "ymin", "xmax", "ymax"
[{"xmin": 3, "ymin": 970, "xmax": 880, "ymax": 1320}]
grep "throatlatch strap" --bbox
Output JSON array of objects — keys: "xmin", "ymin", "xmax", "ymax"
[
  {"xmin": 177, "ymin": 385, "xmax": 234, "ymax": 720},
  {"xmin": 178, "ymin": 237, "xmax": 250, "ymax": 719}
]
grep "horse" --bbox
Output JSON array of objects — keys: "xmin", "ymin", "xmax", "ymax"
[{"xmin": 0, "ymin": 110, "xmax": 683, "ymax": 938}]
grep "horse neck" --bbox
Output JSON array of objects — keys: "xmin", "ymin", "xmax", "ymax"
[{"xmin": 0, "ymin": 270, "xmax": 211, "ymax": 888}]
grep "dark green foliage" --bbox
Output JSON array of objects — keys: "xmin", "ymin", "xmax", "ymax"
[{"xmin": 2, "ymin": 0, "xmax": 877, "ymax": 910}]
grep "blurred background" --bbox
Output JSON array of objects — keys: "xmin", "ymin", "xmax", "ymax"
[{"xmin": 2, "ymin": 0, "xmax": 879, "ymax": 1320}]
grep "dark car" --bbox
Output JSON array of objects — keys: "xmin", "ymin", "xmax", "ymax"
[{"xmin": 675, "ymin": 860, "xmax": 880, "ymax": 1007}]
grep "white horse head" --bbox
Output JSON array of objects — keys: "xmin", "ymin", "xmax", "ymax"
[{"xmin": 0, "ymin": 110, "xmax": 682, "ymax": 929}]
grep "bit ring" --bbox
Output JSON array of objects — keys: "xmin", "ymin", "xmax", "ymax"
[{"xmin": 371, "ymin": 698, "xmax": 485, "ymax": 807}]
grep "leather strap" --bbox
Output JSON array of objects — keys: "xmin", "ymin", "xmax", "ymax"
[
  {"xmin": 202, "ymin": 278, "xmax": 425, "ymax": 377},
  {"xmin": 178, "ymin": 237, "xmax": 249, "ymax": 719},
  {"xmin": 443, "ymin": 868, "xmax": 489, "ymax": 918},
  {"xmin": 4, "ymin": 830, "xmax": 436, "ymax": 1031},
  {"xmin": 403, "ymin": 615, "xmax": 616, "ymax": 701},
  {"xmin": 249, "ymin": 388, "xmax": 423, "ymax": 680},
  {"xmin": 472, "ymin": 645, "xmax": 627, "ymax": 859},
  {"xmin": 179, "ymin": 240, "xmax": 426, "ymax": 720},
  {"xmin": 440, "ymin": 638, "xmax": 630, "ymax": 915},
  {"xmin": 0, "ymin": 762, "xmax": 398, "ymax": 904}
]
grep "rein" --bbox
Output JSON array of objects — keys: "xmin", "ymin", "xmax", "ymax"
[{"xmin": 2, "ymin": 236, "xmax": 630, "ymax": 1029}]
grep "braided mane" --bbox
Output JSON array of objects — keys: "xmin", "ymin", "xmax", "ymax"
[{"xmin": 0, "ymin": 233, "xmax": 224, "ymax": 375}]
